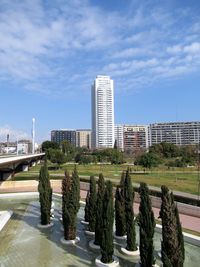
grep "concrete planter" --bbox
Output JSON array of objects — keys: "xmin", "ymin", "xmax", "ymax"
[
  {"xmin": 37, "ymin": 222, "xmax": 54, "ymax": 229},
  {"xmin": 81, "ymin": 220, "xmax": 89, "ymax": 225},
  {"xmin": 113, "ymin": 232, "xmax": 127, "ymax": 240},
  {"xmin": 60, "ymin": 236, "xmax": 80, "ymax": 245},
  {"xmin": 121, "ymin": 247, "xmax": 140, "ymax": 256},
  {"xmin": 89, "ymin": 240, "xmax": 100, "ymax": 250},
  {"xmin": 95, "ymin": 255, "xmax": 119, "ymax": 267},
  {"xmin": 85, "ymin": 230, "xmax": 95, "ymax": 236}
]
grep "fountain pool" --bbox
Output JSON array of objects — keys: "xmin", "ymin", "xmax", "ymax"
[{"xmin": 0, "ymin": 194, "xmax": 199, "ymax": 267}]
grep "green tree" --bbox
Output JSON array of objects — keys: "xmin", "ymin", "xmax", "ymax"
[
  {"xmin": 138, "ymin": 182, "xmax": 155, "ymax": 267},
  {"xmin": 115, "ymin": 186, "xmax": 126, "ymax": 237},
  {"xmin": 84, "ymin": 191, "xmax": 90, "ymax": 222},
  {"xmin": 135, "ymin": 152, "xmax": 161, "ymax": 168},
  {"xmin": 41, "ymin": 140, "xmax": 59, "ymax": 152},
  {"xmin": 124, "ymin": 168, "xmax": 137, "ymax": 251},
  {"xmin": 88, "ymin": 176, "xmax": 97, "ymax": 232},
  {"xmin": 94, "ymin": 173, "xmax": 105, "ymax": 246},
  {"xmin": 62, "ymin": 166, "xmax": 80, "ymax": 240},
  {"xmin": 115, "ymin": 183, "xmax": 126, "ymax": 237},
  {"xmin": 101, "ymin": 181, "xmax": 114, "ymax": 263},
  {"xmin": 47, "ymin": 148, "xmax": 66, "ymax": 166},
  {"xmin": 62, "ymin": 171, "xmax": 71, "ymax": 240},
  {"xmin": 38, "ymin": 160, "xmax": 52, "ymax": 225},
  {"xmin": 159, "ymin": 186, "xmax": 185, "ymax": 267},
  {"xmin": 61, "ymin": 140, "xmax": 75, "ymax": 161},
  {"xmin": 149, "ymin": 142, "xmax": 179, "ymax": 158}
]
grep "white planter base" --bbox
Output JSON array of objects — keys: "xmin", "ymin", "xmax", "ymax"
[
  {"xmin": 95, "ymin": 255, "xmax": 119, "ymax": 267},
  {"xmin": 135, "ymin": 263, "xmax": 159, "ymax": 267},
  {"xmin": 121, "ymin": 247, "xmax": 140, "ymax": 256},
  {"xmin": 60, "ymin": 236, "xmax": 80, "ymax": 245},
  {"xmin": 157, "ymin": 251, "xmax": 161, "ymax": 258},
  {"xmin": 37, "ymin": 222, "xmax": 54, "ymax": 229},
  {"xmin": 113, "ymin": 232, "xmax": 127, "ymax": 240},
  {"xmin": 85, "ymin": 230, "xmax": 95, "ymax": 236},
  {"xmin": 81, "ymin": 220, "xmax": 89, "ymax": 225},
  {"xmin": 89, "ymin": 240, "xmax": 100, "ymax": 250}
]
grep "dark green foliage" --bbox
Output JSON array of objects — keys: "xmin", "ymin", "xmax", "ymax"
[
  {"xmin": 114, "ymin": 139, "xmax": 118, "ymax": 149},
  {"xmin": 62, "ymin": 166, "xmax": 80, "ymax": 240},
  {"xmin": 149, "ymin": 142, "xmax": 179, "ymax": 158},
  {"xmin": 61, "ymin": 140, "xmax": 75, "ymax": 161},
  {"xmin": 41, "ymin": 140, "xmax": 59, "ymax": 152},
  {"xmin": 84, "ymin": 191, "xmax": 90, "ymax": 222},
  {"xmin": 159, "ymin": 186, "xmax": 185, "ymax": 267},
  {"xmin": 88, "ymin": 176, "xmax": 97, "ymax": 232},
  {"xmin": 135, "ymin": 152, "xmax": 161, "ymax": 168},
  {"xmin": 38, "ymin": 160, "xmax": 52, "ymax": 225},
  {"xmin": 92, "ymin": 148, "xmax": 124, "ymax": 164},
  {"xmin": 138, "ymin": 182, "xmax": 155, "ymax": 267},
  {"xmin": 94, "ymin": 173, "xmax": 105, "ymax": 246},
  {"xmin": 75, "ymin": 154, "xmax": 96, "ymax": 164},
  {"xmin": 115, "ymin": 185, "xmax": 126, "ymax": 237},
  {"xmin": 47, "ymin": 148, "xmax": 66, "ymax": 166},
  {"xmin": 124, "ymin": 168, "xmax": 137, "ymax": 251},
  {"xmin": 101, "ymin": 181, "xmax": 114, "ymax": 263},
  {"xmin": 71, "ymin": 165, "xmax": 80, "ymax": 213}
]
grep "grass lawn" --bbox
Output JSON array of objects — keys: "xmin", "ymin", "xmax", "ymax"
[{"xmin": 13, "ymin": 163, "xmax": 200, "ymax": 195}]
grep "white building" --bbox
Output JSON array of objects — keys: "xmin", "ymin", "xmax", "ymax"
[
  {"xmin": 149, "ymin": 121, "xmax": 200, "ymax": 146},
  {"xmin": 114, "ymin": 125, "xmax": 124, "ymax": 151},
  {"xmin": 91, "ymin": 75, "xmax": 114, "ymax": 149}
]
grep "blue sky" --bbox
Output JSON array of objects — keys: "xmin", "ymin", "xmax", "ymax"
[{"xmin": 0, "ymin": 0, "xmax": 200, "ymax": 143}]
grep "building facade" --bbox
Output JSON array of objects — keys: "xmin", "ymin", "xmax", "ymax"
[
  {"xmin": 123, "ymin": 125, "xmax": 148, "ymax": 154},
  {"xmin": 149, "ymin": 121, "xmax": 200, "ymax": 146},
  {"xmin": 76, "ymin": 129, "xmax": 91, "ymax": 149},
  {"xmin": 51, "ymin": 130, "xmax": 76, "ymax": 146},
  {"xmin": 114, "ymin": 125, "xmax": 124, "ymax": 151},
  {"xmin": 91, "ymin": 75, "xmax": 114, "ymax": 149}
]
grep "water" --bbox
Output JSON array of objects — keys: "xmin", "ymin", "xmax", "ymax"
[{"xmin": 0, "ymin": 196, "xmax": 199, "ymax": 267}]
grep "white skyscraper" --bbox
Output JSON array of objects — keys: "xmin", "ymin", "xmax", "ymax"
[{"xmin": 91, "ymin": 75, "xmax": 114, "ymax": 149}]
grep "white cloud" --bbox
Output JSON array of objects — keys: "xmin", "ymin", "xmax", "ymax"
[
  {"xmin": 183, "ymin": 42, "xmax": 200, "ymax": 54},
  {"xmin": 0, "ymin": 0, "xmax": 200, "ymax": 95},
  {"xmin": 167, "ymin": 45, "xmax": 182, "ymax": 54}
]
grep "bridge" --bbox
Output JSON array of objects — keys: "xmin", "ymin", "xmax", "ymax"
[{"xmin": 0, "ymin": 153, "xmax": 45, "ymax": 180}]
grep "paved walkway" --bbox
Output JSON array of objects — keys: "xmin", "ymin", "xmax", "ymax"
[{"xmin": 0, "ymin": 180, "xmax": 200, "ymax": 233}]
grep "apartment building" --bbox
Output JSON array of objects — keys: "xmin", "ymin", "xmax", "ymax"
[
  {"xmin": 149, "ymin": 121, "xmax": 200, "ymax": 146},
  {"xmin": 91, "ymin": 75, "xmax": 114, "ymax": 148}
]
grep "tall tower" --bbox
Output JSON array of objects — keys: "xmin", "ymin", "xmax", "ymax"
[
  {"xmin": 32, "ymin": 118, "xmax": 35, "ymax": 154},
  {"xmin": 91, "ymin": 75, "xmax": 114, "ymax": 149}
]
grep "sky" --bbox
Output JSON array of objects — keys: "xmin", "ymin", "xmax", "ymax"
[{"xmin": 0, "ymin": 0, "xmax": 200, "ymax": 143}]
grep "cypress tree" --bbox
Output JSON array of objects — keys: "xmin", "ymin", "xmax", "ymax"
[
  {"xmin": 88, "ymin": 176, "xmax": 97, "ymax": 232},
  {"xmin": 71, "ymin": 165, "xmax": 80, "ymax": 213},
  {"xmin": 115, "ymin": 185, "xmax": 126, "ymax": 236},
  {"xmin": 138, "ymin": 182, "xmax": 155, "ymax": 267},
  {"xmin": 38, "ymin": 160, "xmax": 52, "ymax": 225},
  {"xmin": 94, "ymin": 173, "xmax": 105, "ymax": 246},
  {"xmin": 101, "ymin": 181, "xmax": 114, "ymax": 263},
  {"xmin": 62, "ymin": 166, "xmax": 80, "ymax": 240},
  {"xmin": 62, "ymin": 171, "xmax": 71, "ymax": 240},
  {"xmin": 159, "ymin": 185, "xmax": 185, "ymax": 267},
  {"xmin": 84, "ymin": 190, "xmax": 90, "ymax": 222},
  {"xmin": 124, "ymin": 168, "xmax": 137, "ymax": 251}
]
